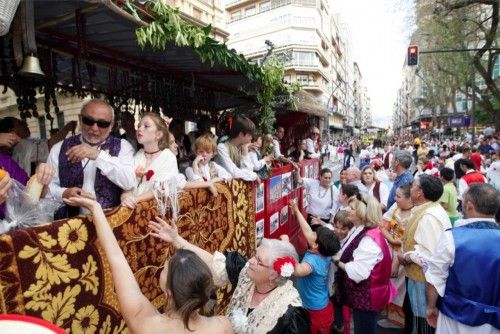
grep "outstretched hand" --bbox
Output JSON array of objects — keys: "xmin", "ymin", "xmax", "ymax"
[
  {"xmin": 148, "ymin": 217, "xmax": 179, "ymax": 244},
  {"xmin": 288, "ymin": 199, "xmax": 298, "ymax": 212},
  {"xmin": 63, "ymin": 196, "xmax": 99, "ymax": 210}
]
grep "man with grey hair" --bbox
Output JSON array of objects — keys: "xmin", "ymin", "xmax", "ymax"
[
  {"xmin": 305, "ymin": 126, "xmax": 321, "ymax": 158},
  {"xmin": 345, "ymin": 166, "xmax": 368, "ymax": 193},
  {"xmin": 387, "ymin": 150, "xmax": 413, "ymax": 209},
  {"xmin": 425, "ymin": 183, "xmax": 500, "ymax": 333},
  {"xmin": 47, "ymin": 99, "xmax": 135, "ymax": 218}
]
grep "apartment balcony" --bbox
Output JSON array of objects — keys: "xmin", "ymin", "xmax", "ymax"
[
  {"xmin": 226, "ymin": 0, "xmax": 316, "ymax": 20},
  {"xmin": 300, "ymin": 80, "xmax": 328, "ymax": 93}
]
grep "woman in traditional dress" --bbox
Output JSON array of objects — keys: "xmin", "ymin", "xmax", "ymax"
[
  {"xmin": 148, "ymin": 218, "xmax": 311, "ymax": 334},
  {"xmin": 378, "ymin": 183, "xmax": 413, "ymax": 330},
  {"xmin": 361, "ymin": 165, "xmax": 389, "ymax": 211},
  {"xmin": 121, "ymin": 113, "xmax": 178, "ymax": 208},
  {"xmin": 335, "ymin": 193, "xmax": 394, "ymax": 334},
  {"xmin": 64, "ymin": 197, "xmax": 233, "ymax": 334},
  {"xmin": 121, "ymin": 114, "xmax": 219, "ymax": 207}
]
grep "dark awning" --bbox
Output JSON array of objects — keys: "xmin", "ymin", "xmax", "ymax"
[{"xmin": 1, "ymin": 0, "xmax": 257, "ymax": 119}]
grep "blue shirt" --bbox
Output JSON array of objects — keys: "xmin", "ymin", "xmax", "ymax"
[
  {"xmin": 297, "ymin": 251, "xmax": 331, "ymax": 310},
  {"xmin": 387, "ymin": 170, "xmax": 413, "ymax": 209}
]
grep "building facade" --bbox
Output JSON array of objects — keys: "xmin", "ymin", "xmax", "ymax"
[{"xmin": 225, "ymin": 0, "xmax": 370, "ymax": 138}]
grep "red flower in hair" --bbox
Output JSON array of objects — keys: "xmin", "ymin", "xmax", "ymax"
[
  {"xmin": 273, "ymin": 256, "xmax": 297, "ymax": 278},
  {"xmin": 145, "ymin": 170, "xmax": 155, "ymax": 181}
]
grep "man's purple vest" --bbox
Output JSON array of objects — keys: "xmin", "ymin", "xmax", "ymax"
[
  {"xmin": 336, "ymin": 227, "xmax": 393, "ymax": 311},
  {"xmin": 55, "ymin": 135, "xmax": 122, "ymax": 219}
]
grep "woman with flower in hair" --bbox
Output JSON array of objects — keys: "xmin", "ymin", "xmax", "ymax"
[
  {"xmin": 148, "ymin": 217, "xmax": 311, "ymax": 334},
  {"xmin": 121, "ymin": 113, "xmax": 179, "ymax": 208}
]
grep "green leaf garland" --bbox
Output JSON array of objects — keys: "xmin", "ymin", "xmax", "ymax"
[{"xmin": 123, "ymin": 0, "xmax": 299, "ymax": 134}]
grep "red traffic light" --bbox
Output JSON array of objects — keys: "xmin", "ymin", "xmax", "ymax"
[{"xmin": 408, "ymin": 45, "xmax": 418, "ymax": 66}]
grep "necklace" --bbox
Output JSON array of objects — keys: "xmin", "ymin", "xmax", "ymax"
[
  {"xmin": 144, "ymin": 149, "xmax": 161, "ymax": 155},
  {"xmin": 318, "ymin": 185, "xmax": 330, "ymax": 199},
  {"xmin": 254, "ymin": 285, "xmax": 277, "ymax": 295}
]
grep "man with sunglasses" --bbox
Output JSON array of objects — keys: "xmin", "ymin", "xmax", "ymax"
[
  {"xmin": 46, "ymin": 99, "xmax": 135, "ymax": 219},
  {"xmin": 305, "ymin": 126, "xmax": 321, "ymax": 159}
]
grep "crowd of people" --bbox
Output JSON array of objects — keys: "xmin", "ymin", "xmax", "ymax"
[{"xmin": 0, "ymin": 99, "xmax": 498, "ymax": 334}]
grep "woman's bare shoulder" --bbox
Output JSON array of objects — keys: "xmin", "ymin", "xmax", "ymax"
[{"xmin": 204, "ymin": 315, "xmax": 234, "ymax": 334}]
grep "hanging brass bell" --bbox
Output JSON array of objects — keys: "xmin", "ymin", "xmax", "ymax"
[{"xmin": 18, "ymin": 55, "xmax": 45, "ymax": 79}]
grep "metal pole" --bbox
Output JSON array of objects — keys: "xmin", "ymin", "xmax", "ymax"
[{"xmin": 471, "ymin": 66, "xmax": 476, "ymax": 143}]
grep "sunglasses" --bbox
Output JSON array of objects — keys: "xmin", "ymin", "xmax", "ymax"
[{"xmin": 81, "ymin": 116, "xmax": 112, "ymax": 128}]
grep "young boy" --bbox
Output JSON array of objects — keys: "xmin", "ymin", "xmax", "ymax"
[
  {"xmin": 289, "ymin": 200, "xmax": 340, "ymax": 334},
  {"xmin": 185, "ymin": 134, "xmax": 231, "ymax": 183},
  {"xmin": 439, "ymin": 167, "xmax": 459, "ymax": 225},
  {"xmin": 330, "ymin": 210, "xmax": 354, "ymax": 334}
]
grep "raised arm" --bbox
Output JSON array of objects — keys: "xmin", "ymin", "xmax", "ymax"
[
  {"xmin": 63, "ymin": 196, "xmax": 157, "ymax": 332},
  {"xmin": 148, "ymin": 217, "xmax": 214, "ymax": 266},
  {"xmin": 289, "ymin": 200, "xmax": 316, "ymax": 246}
]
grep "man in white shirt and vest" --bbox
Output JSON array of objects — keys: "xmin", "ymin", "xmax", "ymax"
[{"xmin": 425, "ymin": 183, "xmax": 500, "ymax": 334}]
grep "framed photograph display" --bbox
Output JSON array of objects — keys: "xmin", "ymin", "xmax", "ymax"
[
  {"xmin": 270, "ymin": 212, "xmax": 279, "ymax": 235},
  {"xmin": 255, "ymin": 183, "xmax": 264, "ymax": 213},
  {"xmin": 270, "ymin": 175, "xmax": 282, "ymax": 203}
]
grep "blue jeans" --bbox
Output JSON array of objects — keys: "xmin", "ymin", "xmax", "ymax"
[{"xmin": 352, "ymin": 309, "xmax": 379, "ymax": 334}]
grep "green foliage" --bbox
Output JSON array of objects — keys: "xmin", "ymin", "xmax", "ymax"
[
  {"xmin": 474, "ymin": 97, "xmax": 500, "ymax": 124},
  {"xmin": 124, "ymin": 0, "xmax": 298, "ymax": 134},
  {"xmin": 412, "ymin": 1, "xmax": 499, "ymax": 119}
]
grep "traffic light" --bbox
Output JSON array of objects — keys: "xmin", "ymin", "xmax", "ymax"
[{"xmin": 408, "ymin": 45, "xmax": 418, "ymax": 66}]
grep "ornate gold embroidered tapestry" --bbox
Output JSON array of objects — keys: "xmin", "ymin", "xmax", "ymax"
[{"xmin": 0, "ymin": 180, "xmax": 255, "ymax": 333}]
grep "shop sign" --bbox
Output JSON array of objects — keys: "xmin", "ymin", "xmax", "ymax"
[{"xmin": 448, "ymin": 116, "xmax": 470, "ymax": 127}]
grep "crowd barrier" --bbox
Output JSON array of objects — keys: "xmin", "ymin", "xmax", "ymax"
[
  {"xmin": 254, "ymin": 158, "xmax": 321, "ymax": 252},
  {"xmin": 0, "ymin": 159, "xmax": 320, "ymax": 331},
  {"xmin": 0, "ymin": 180, "xmax": 255, "ymax": 332}
]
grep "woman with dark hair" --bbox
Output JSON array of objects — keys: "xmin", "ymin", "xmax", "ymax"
[
  {"xmin": 121, "ymin": 113, "xmax": 179, "ymax": 208},
  {"xmin": 288, "ymin": 138, "xmax": 312, "ymax": 163},
  {"xmin": 149, "ymin": 218, "xmax": 310, "ymax": 333},
  {"xmin": 216, "ymin": 116, "xmax": 259, "ymax": 181},
  {"xmin": 333, "ymin": 168, "xmax": 347, "ymax": 189},
  {"xmin": 64, "ymin": 196, "xmax": 233, "ymax": 333},
  {"xmin": 296, "ymin": 167, "xmax": 339, "ymax": 229}
]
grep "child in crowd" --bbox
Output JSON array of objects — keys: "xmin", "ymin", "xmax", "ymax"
[
  {"xmin": 241, "ymin": 133, "xmax": 273, "ymax": 179},
  {"xmin": 289, "ymin": 199, "xmax": 340, "ymax": 334},
  {"xmin": 438, "ymin": 167, "xmax": 459, "ymax": 226},
  {"xmin": 337, "ymin": 184, "xmax": 360, "ymax": 212},
  {"xmin": 378, "ymin": 183, "xmax": 413, "ymax": 329},
  {"xmin": 330, "ymin": 210, "xmax": 355, "ymax": 334},
  {"xmin": 185, "ymin": 134, "xmax": 231, "ymax": 183}
]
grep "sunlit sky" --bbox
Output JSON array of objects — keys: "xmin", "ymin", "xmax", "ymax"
[{"xmin": 333, "ymin": 0, "xmax": 414, "ymax": 128}]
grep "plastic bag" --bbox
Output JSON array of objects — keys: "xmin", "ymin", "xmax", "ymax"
[{"xmin": 0, "ymin": 179, "xmax": 60, "ymax": 233}]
